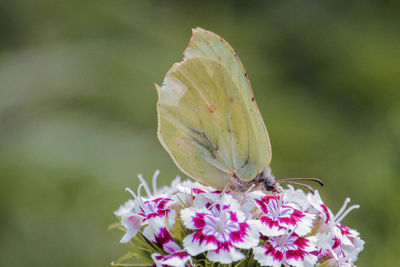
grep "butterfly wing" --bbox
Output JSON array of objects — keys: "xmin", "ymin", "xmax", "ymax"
[{"xmin": 156, "ymin": 28, "xmax": 271, "ymax": 190}]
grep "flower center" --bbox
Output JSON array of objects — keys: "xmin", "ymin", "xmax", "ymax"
[
  {"xmin": 144, "ymin": 201, "xmax": 157, "ymax": 213},
  {"xmin": 271, "ymin": 235, "xmax": 297, "ymax": 251},
  {"xmin": 205, "ymin": 212, "xmax": 229, "ymax": 233},
  {"xmin": 215, "ymin": 217, "xmax": 226, "ymax": 233},
  {"xmin": 203, "ymin": 209, "xmax": 239, "ymax": 242}
]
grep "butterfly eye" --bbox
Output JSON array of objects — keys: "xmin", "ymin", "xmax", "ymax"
[{"xmin": 263, "ymin": 182, "xmax": 275, "ymax": 192}]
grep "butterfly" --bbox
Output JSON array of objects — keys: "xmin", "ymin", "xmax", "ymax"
[{"xmin": 156, "ymin": 28, "xmax": 323, "ymax": 193}]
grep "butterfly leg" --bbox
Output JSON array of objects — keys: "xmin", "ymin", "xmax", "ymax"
[
  {"xmin": 220, "ymin": 183, "xmax": 230, "ymax": 195},
  {"xmin": 239, "ymin": 183, "xmax": 255, "ymax": 204}
]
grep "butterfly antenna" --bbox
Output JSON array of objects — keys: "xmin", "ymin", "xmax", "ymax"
[
  {"xmin": 279, "ymin": 180, "xmax": 315, "ymax": 193},
  {"xmin": 279, "ymin": 177, "xmax": 324, "ymax": 187}
]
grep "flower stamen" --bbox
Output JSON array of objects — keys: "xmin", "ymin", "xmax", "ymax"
[
  {"xmin": 152, "ymin": 170, "xmax": 160, "ymax": 194},
  {"xmin": 137, "ymin": 173, "xmax": 152, "ymax": 197},
  {"xmin": 334, "ymin": 197, "xmax": 360, "ymax": 224}
]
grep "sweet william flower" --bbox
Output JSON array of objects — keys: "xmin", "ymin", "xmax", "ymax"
[
  {"xmin": 255, "ymin": 194, "xmax": 315, "ymax": 237},
  {"xmin": 181, "ymin": 194, "xmax": 261, "ymax": 264},
  {"xmin": 144, "ymin": 218, "xmax": 191, "ymax": 267},
  {"xmin": 253, "ymin": 233, "xmax": 318, "ymax": 267},
  {"xmin": 310, "ymin": 195, "xmax": 364, "ymax": 266},
  {"xmin": 116, "ymin": 171, "xmax": 176, "ymax": 243},
  {"xmin": 112, "ymin": 171, "xmax": 364, "ymax": 267},
  {"xmin": 119, "ymin": 191, "xmax": 176, "ymax": 243}
]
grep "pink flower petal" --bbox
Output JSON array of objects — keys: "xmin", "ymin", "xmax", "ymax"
[{"xmin": 181, "ymin": 208, "xmax": 209, "ymax": 230}]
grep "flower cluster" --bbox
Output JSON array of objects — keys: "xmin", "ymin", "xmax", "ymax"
[{"xmin": 112, "ymin": 171, "xmax": 364, "ymax": 267}]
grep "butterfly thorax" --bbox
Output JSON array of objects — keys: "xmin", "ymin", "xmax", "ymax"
[{"xmin": 230, "ymin": 167, "xmax": 281, "ymax": 193}]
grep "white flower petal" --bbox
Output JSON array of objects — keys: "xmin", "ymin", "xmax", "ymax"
[
  {"xmin": 120, "ymin": 214, "xmax": 143, "ymax": 243},
  {"xmin": 220, "ymin": 194, "xmax": 240, "ymax": 209},
  {"xmin": 142, "ymin": 219, "xmax": 163, "ymax": 243},
  {"xmin": 285, "ymin": 251, "xmax": 318, "ymax": 267},
  {"xmin": 246, "ymin": 189, "xmax": 266, "ymax": 200},
  {"xmin": 163, "ymin": 240, "xmax": 181, "ymax": 254},
  {"xmin": 120, "ymin": 230, "xmax": 138, "ymax": 244},
  {"xmin": 315, "ymin": 232, "xmax": 335, "ymax": 256},
  {"xmin": 239, "ymin": 197, "xmax": 257, "ymax": 218},
  {"xmin": 176, "ymin": 179, "xmax": 215, "ymax": 194},
  {"xmin": 207, "ymin": 246, "xmax": 244, "ymax": 264},
  {"xmin": 283, "ymin": 185, "xmax": 309, "ymax": 210},
  {"xmin": 293, "ymin": 213, "xmax": 316, "ymax": 236},
  {"xmin": 166, "ymin": 209, "xmax": 176, "ymax": 226},
  {"xmin": 192, "ymin": 192, "xmax": 219, "ymax": 208},
  {"xmin": 114, "ymin": 199, "xmax": 135, "ymax": 216}
]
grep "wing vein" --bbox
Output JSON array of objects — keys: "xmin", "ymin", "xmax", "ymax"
[
  {"xmin": 179, "ymin": 62, "xmax": 233, "ymax": 170},
  {"xmin": 176, "ymin": 68, "xmax": 211, "ymax": 107},
  {"xmin": 161, "ymin": 113, "xmax": 231, "ymax": 173},
  {"xmin": 197, "ymin": 59, "xmax": 236, "ymax": 170}
]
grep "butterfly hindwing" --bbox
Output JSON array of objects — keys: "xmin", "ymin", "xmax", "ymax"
[{"xmin": 157, "ymin": 28, "xmax": 271, "ymax": 189}]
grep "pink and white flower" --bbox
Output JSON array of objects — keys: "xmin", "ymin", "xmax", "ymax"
[
  {"xmin": 321, "ymin": 224, "xmax": 364, "ymax": 267},
  {"xmin": 144, "ymin": 218, "xmax": 191, "ymax": 267},
  {"xmin": 151, "ymin": 252, "xmax": 191, "ymax": 267},
  {"xmin": 181, "ymin": 194, "xmax": 261, "ymax": 264},
  {"xmin": 311, "ymin": 195, "xmax": 364, "ymax": 266},
  {"xmin": 113, "ymin": 170, "xmax": 364, "ymax": 267},
  {"xmin": 116, "ymin": 171, "xmax": 176, "ymax": 243},
  {"xmin": 255, "ymin": 194, "xmax": 315, "ymax": 237},
  {"xmin": 174, "ymin": 179, "xmax": 219, "ymax": 207},
  {"xmin": 253, "ymin": 233, "xmax": 318, "ymax": 267}
]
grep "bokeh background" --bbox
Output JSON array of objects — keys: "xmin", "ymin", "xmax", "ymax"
[{"xmin": 1, "ymin": 0, "xmax": 399, "ymax": 266}]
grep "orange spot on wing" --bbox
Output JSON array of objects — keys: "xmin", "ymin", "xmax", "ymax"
[{"xmin": 209, "ymin": 105, "xmax": 216, "ymax": 113}]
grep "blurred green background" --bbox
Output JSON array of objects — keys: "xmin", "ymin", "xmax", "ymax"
[{"xmin": 1, "ymin": 0, "xmax": 399, "ymax": 266}]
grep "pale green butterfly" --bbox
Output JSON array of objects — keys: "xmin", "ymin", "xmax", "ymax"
[{"xmin": 156, "ymin": 28, "xmax": 323, "ymax": 192}]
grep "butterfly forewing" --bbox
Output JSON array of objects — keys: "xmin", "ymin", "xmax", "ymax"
[{"xmin": 157, "ymin": 28, "xmax": 271, "ymax": 190}]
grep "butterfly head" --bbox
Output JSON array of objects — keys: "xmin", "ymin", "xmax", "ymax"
[
  {"xmin": 255, "ymin": 167, "xmax": 324, "ymax": 194},
  {"xmin": 259, "ymin": 167, "xmax": 282, "ymax": 193}
]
